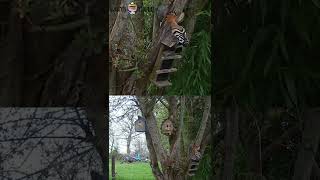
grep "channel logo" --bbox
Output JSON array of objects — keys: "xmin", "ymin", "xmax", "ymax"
[{"xmin": 128, "ymin": 2, "xmax": 138, "ymax": 14}]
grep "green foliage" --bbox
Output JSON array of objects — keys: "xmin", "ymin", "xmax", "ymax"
[
  {"xmin": 167, "ymin": 5, "xmax": 212, "ymax": 95},
  {"xmin": 146, "ymin": 83, "xmax": 160, "ymax": 95},
  {"xmin": 143, "ymin": 0, "xmax": 155, "ymax": 42},
  {"xmin": 214, "ymin": 0, "xmax": 320, "ymax": 111},
  {"xmin": 184, "ymin": 97, "xmax": 205, "ymax": 142},
  {"xmin": 192, "ymin": 146, "xmax": 214, "ymax": 180},
  {"xmin": 215, "ymin": 1, "xmax": 320, "ymax": 179}
]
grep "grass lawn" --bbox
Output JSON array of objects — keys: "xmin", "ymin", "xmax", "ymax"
[{"xmin": 109, "ymin": 160, "xmax": 154, "ymax": 180}]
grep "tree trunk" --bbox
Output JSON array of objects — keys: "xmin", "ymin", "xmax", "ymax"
[
  {"xmin": 109, "ymin": 0, "xmax": 144, "ymax": 95},
  {"xmin": 110, "ymin": 0, "xmax": 201, "ymax": 95},
  {"xmin": 84, "ymin": 0, "xmax": 108, "ymax": 175},
  {"xmin": 0, "ymin": 1, "xmax": 24, "ymax": 106},
  {"xmin": 138, "ymin": 97, "xmax": 213, "ymax": 180},
  {"xmin": 112, "ymin": 155, "xmax": 116, "ymax": 179},
  {"xmin": 85, "ymin": 52, "xmax": 108, "ymax": 176},
  {"xmin": 145, "ymin": 129, "xmax": 164, "ymax": 180},
  {"xmin": 311, "ymin": 159, "xmax": 320, "ymax": 180},
  {"xmin": 0, "ymin": 0, "xmax": 106, "ymax": 106},
  {"xmin": 292, "ymin": 109, "xmax": 320, "ymax": 180},
  {"xmin": 127, "ymin": 134, "xmax": 132, "ymax": 155},
  {"xmin": 222, "ymin": 107, "xmax": 239, "ymax": 180},
  {"xmin": 184, "ymin": 0, "xmax": 209, "ymax": 39}
]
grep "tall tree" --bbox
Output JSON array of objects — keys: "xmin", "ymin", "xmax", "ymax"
[
  {"xmin": 0, "ymin": 108, "xmax": 108, "ymax": 179},
  {"xmin": 0, "ymin": 0, "xmax": 107, "ymax": 106},
  {"xmin": 213, "ymin": 0, "xmax": 320, "ymax": 179},
  {"xmin": 109, "ymin": 0, "xmax": 210, "ymax": 95},
  {"xmin": 136, "ymin": 96, "xmax": 213, "ymax": 180}
]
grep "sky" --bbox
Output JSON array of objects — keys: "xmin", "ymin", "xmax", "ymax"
[
  {"xmin": 109, "ymin": 96, "xmax": 147, "ymax": 154},
  {"xmin": 0, "ymin": 108, "xmax": 94, "ymax": 179}
]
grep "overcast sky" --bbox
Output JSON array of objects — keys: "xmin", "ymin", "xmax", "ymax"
[
  {"xmin": 109, "ymin": 96, "xmax": 147, "ymax": 154},
  {"xmin": 0, "ymin": 108, "xmax": 96, "ymax": 179}
]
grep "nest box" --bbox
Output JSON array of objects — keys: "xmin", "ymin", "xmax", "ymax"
[
  {"xmin": 135, "ymin": 116, "xmax": 146, "ymax": 132},
  {"xmin": 161, "ymin": 119, "xmax": 175, "ymax": 136}
]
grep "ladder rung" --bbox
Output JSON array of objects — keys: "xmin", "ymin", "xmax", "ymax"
[
  {"xmin": 152, "ymin": 80, "xmax": 172, "ymax": 87},
  {"xmin": 156, "ymin": 68, "xmax": 177, "ymax": 74},
  {"xmin": 162, "ymin": 50, "xmax": 175, "ymax": 56},
  {"xmin": 190, "ymin": 162, "xmax": 199, "ymax": 166},
  {"xmin": 191, "ymin": 158, "xmax": 200, "ymax": 162},
  {"xmin": 161, "ymin": 54, "xmax": 182, "ymax": 61}
]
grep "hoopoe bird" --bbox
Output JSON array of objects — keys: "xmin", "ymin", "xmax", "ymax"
[{"xmin": 165, "ymin": 12, "xmax": 189, "ymax": 47}]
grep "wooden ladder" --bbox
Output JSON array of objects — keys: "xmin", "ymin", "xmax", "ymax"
[
  {"xmin": 187, "ymin": 159, "xmax": 200, "ymax": 176},
  {"xmin": 150, "ymin": 44, "xmax": 184, "ymax": 88}
]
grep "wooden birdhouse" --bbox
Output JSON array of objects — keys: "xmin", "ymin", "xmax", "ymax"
[
  {"xmin": 135, "ymin": 116, "xmax": 146, "ymax": 132},
  {"xmin": 161, "ymin": 118, "xmax": 175, "ymax": 136}
]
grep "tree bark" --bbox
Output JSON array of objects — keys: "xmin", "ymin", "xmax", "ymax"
[
  {"xmin": 0, "ymin": 0, "xmax": 106, "ymax": 106},
  {"xmin": 311, "ymin": 159, "xmax": 320, "ymax": 180},
  {"xmin": 184, "ymin": 0, "xmax": 209, "ymax": 39},
  {"xmin": 138, "ymin": 97, "xmax": 168, "ymax": 165},
  {"xmin": 138, "ymin": 97, "xmax": 213, "ymax": 180},
  {"xmin": 85, "ymin": 53, "xmax": 108, "ymax": 177},
  {"xmin": 292, "ymin": 109, "xmax": 320, "ymax": 180},
  {"xmin": 109, "ymin": 0, "xmax": 144, "ymax": 95},
  {"xmin": 110, "ymin": 0, "xmax": 198, "ymax": 95},
  {"xmin": 0, "ymin": 1, "xmax": 24, "ymax": 106},
  {"xmin": 146, "ymin": 129, "xmax": 164, "ymax": 180},
  {"xmin": 167, "ymin": 96, "xmax": 178, "ymax": 151},
  {"xmin": 222, "ymin": 107, "xmax": 239, "ymax": 180},
  {"xmin": 195, "ymin": 97, "xmax": 211, "ymax": 146},
  {"xmin": 85, "ymin": 0, "xmax": 108, "ymax": 175},
  {"xmin": 127, "ymin": 133, "xmax": 132, "ymax": 155}
]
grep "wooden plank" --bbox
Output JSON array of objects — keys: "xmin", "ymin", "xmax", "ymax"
[
  {"xmin": 156, "ymin": 68, "xmax": 177, "ymax": 74},
  {"xmin": 160, "ymin": 25, "xmax": 177, "ymax": 47},
  {"xmin": 149, "ymin": 45, "xmax": 165, "ymax": 81},
  {"xmin": 152, "ymin": 80, "xmax": 172, "ymax": 88},
  {"xmin": 189, "ymin": 168, "xmax": 198, "ymax": 171},
  {"xmin": 162, "ymin": 50, "xmax": 175, "ymax": 56},
  {"xmin": 161, "ymin": 54, "xmax": 183, "ymax": 61},
  {"xmin": 190, "ymin": 161, "xmax": 199, "ymax": 166},
  {"xmin": 187, "ymin": 166, "xmax": 198, "ymax": 176}
]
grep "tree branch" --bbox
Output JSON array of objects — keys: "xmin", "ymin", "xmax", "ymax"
[
  {"xmin": 0, "ymin": 136, "xmax": 86, "ymax": 142},
  {"xmin": 16, "ymin": 147, "xmax": 93, "ymax": 180},
  {"xmin": 28, "ymin": 18, "xmax": 89, "ymax": 32},
  {"xmin": 194, "ymin": 97, "xmax": 211, "ymax": 146},
  {"xmin": 137, "ymin": 97, "xmax": 168, "ymax": 165}
]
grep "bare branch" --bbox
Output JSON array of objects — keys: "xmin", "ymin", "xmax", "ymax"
[{"xmin": 0, "ymin": 136, "xmax": 86, "ymax": 142}]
